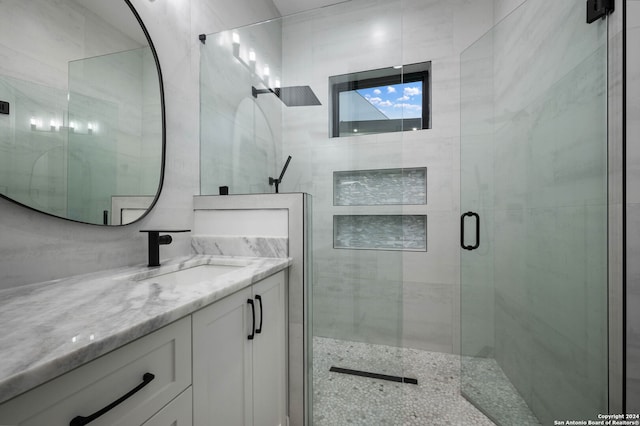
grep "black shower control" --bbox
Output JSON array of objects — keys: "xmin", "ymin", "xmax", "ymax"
[{"xmin": 0, "ymin": 101, "xmax": 9, "ymax": 115}]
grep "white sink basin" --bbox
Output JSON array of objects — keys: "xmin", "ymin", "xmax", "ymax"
[{"xmin": 136, "ymin": 264, "xmax": 243, "ymax": 285}]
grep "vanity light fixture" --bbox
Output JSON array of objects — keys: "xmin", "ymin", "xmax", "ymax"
[
  {"xmin": 232, "ymin": 32, "xmax": 240, "ymax": 56},
  {"xmin": 263, "ymin": 65, "xmax": 270, "ymax": 85},
  {"xmin": 248, "ymin": 50, "xmax": 256, "ymax": 71},
  {"xmin": 29, "ymin": 117, "xmax": 96, "ymax": 135}
]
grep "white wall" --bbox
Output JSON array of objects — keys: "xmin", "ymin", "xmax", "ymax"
[{"xmin": 0, "ymin": 0, "xmax": 280, "ymax": 289}]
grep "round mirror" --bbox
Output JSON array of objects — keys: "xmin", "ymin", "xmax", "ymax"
[{"xmin": 0, "ymin": 0, "xmax": 164, "ymax": 225}]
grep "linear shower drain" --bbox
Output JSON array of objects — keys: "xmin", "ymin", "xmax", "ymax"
[{"xmin": 329, "ymin": 366, "xmax": 418, "ymax": 385}]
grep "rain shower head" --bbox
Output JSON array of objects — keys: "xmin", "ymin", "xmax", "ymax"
[{"xmin": 252, "ymin": 85, "xmax": 321, "ymax": 107}]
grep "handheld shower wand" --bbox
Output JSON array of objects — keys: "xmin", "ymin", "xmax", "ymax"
[{"xmin": 269, "ymin": 155, "xmax": 292, "ymax": 194}]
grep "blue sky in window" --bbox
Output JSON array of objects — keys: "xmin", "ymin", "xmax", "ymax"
[{"xmin": 357, "ymin": 82, "xmax": 423, "ymax": 119}]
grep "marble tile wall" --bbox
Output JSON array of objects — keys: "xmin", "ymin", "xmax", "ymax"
[
  {"xmin": 627, "ymin": 0, "xmax": 640, "ymax": 413},
  {"xmin": 0, "ymin": 0, "xmax": 280, "ymax": 289},
  {"xmin": 279, "ymin": 0, "xmax": 494, "ymax": 353},
  {"xmin": 486, "ymin": 0, "xmax": 609, "ymax": 423}
]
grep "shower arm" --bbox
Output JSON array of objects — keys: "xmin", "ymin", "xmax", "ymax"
[
  {"xmin": 252, "ymin": 86, "xmax": 275, "ymax": 98},
  {"xmin": 269, "ymin": 155, "xmax": 292, "ymax": 194}
]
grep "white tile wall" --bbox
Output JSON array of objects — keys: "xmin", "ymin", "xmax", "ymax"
[{"xmin": 280, "ymin": 0, "xmax": 494, "ymax": 354}]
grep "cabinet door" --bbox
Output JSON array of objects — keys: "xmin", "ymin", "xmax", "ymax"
[
  {"xmin": 252, "ymin": 272, "xmax": 287, "ymax": 426},
  {"xmin": 142, "ymin": 387, "xmax": 192, "ymax": 426},
  {"xmin": 193, "ymin": 286, "xmax": 253, "ymax": 426}
]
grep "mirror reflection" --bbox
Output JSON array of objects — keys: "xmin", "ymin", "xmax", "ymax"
[{"xmin": 0, "ymin": 0, "xmax": 163, "ymax": 225}]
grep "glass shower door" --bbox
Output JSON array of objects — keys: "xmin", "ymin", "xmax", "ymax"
[{"xmin": 460, "ymin": 0, "xmax": 609, "ymax": 424}]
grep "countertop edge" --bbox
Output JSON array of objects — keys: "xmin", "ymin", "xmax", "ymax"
[{"xmin": 0, "ymin": 255, "xmax": 291, "ymax": 405}]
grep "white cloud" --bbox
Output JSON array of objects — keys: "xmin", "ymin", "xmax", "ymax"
[
  {"xmin": 378, "ymin": 100, "xmax": 393, "ymax": 107},
  {"xmin": 373, "ymin": 89, "xmax": 382, "ymax": 95},
  {"xmin": 367, "ymin": 96, "xmax": 382, "ymax": 105},
  {"xmin": 404, "ymin": 86, "xmax": 422, "ymax": 97},
  {"xmin": 387, "ymin": 86, "xmax": 396, "ymax": 93},
  {"xmin": 397, "ymin": 95, "xmax": 410, "ymax": 101}
]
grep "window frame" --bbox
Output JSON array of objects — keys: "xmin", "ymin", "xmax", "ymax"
[{"xmin": 330, "ymin": 64, "xmax": 431, "ymax": 138}]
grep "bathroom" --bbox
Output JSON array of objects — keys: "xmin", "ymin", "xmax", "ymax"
[{"xmin": 0, "ymin": 0, "xmax": 638, "ymax": 425}]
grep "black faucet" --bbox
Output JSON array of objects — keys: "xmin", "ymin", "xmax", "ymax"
[{"xmin": 140, "ymin": 230, "xmax": 190, "ymax": 267}]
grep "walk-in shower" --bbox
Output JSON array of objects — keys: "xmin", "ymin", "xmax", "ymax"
[{"xmin": 199, "ymin": 0, "xmax": 617, "ymax": 424}]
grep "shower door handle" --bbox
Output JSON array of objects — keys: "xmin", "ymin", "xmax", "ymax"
[{"xmin": 461, "ymin": 211, "xmax": 480, "ymax": 250}]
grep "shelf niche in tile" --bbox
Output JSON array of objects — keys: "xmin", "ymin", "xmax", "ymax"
[
  {"xmin": 333, "ymin": 167, "xmax": 427, "ymax": 206},
  {"xmin": 334, "ymin": 215, "xmax": 427, "ymax": 251}
]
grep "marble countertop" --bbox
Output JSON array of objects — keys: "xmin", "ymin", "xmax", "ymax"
[{"xmin": 0, "ymin": 254, "xmax": 292, "ymax": 404}]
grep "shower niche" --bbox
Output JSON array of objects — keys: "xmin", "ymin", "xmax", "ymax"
[
  {"xmin": 333, "ymin": 167, "xmax": 427, "ymax": 251},
  {"xmin": 333, "ymin": 167, "xmax": 427, "ymax": 206}
]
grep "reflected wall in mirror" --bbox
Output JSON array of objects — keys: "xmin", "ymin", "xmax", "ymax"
[{"xmin": 0, "ymin": 0, "xmax": 164, "ymax": 225}]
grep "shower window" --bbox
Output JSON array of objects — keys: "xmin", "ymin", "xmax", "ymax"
[{"xmin": 329, "ymin": 61, "xmax": 431, "ymax": 137}]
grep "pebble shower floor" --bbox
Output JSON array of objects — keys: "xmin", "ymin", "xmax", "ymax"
[{"xmin": 312, "ymin": 337, "xmax": 496, "ymax": 426}]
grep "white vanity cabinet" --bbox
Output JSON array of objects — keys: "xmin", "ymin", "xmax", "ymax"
[
  {"xmin": 192, "ymin": 271, "xmax": 287, "ymax": 426},
  {"xmin": 0, "ymin": 317, "xmax": 192, "ymax": 426}
]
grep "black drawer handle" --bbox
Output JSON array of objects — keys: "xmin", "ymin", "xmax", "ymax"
[
  {"xmin": 255, "ymin": 295, "xmax": 263, "ymax": 334},
  {"xmin": 248, "ymin": 299, "xmax": 256, "ymax": 340},
  {"xmin": 461, "ymin": 211, "xmax": 480, "ymax": 250},
  {"xmin": 69, "ymin": 372, "xmax": 155, "ymax": 426}
]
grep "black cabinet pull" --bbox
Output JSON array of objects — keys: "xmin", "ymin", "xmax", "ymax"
[
  {"xmin": 69, "ymin": 372, "xmax": 155, "ymax": 426},
  {"xmin": 461, "ymin": 211, "xmax": 480, "ymax": 250},
  {"xmin": 255, "ymin": 295, "xmax": 263, "ymax": 334},
  {"xmin": 248, "ymin": 299, "xmax": 256, "ymax": 340}
]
